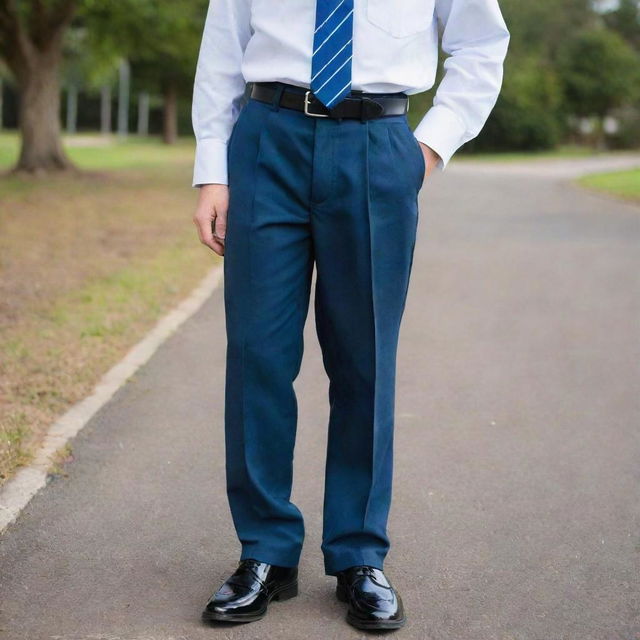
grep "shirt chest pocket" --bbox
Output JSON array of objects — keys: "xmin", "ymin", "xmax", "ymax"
[{"xmin": 366, "ymin": 0, "xmax": 434, "ymax": 38}]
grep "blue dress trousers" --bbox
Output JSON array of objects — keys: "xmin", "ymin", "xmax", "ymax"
[{"xmin": 223, "ymin": 83, "xmax": 425, "ymax": 576}]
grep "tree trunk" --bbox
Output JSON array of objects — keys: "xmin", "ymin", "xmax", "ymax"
[
  {"xmin": 16, "ymin": 53, "xmax": 72, "ymax": 172},
  {"xmin": 100, "ymin": 84, "xmax": 112, "ymax": 135},
  {"xmin": 137, "ymin": 92, "xmax": 150, "ymax": 136},
  {"xmin": 66, "ymin": 84, "xmax": 78, "ymax": 134},
  {"xmin": 162, "ymin": 83, "xmax": 178, "ymax": 145},
  {"xmin": 117, "ymin": 59, "xmax": 130, "ymax": 138}
]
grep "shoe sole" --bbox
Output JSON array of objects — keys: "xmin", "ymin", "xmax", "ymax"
[
  {"xmin": 201, "ymin": 580, "xmax": 299, "ymax": 623},
  {"xmin": 336, "ymin": 583, "xmax": 407, "ymax": 630}
]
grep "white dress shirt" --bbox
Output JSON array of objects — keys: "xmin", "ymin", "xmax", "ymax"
[{"xmin": 192, "ymin": 0, "xmax": 510, "ymax": 187}]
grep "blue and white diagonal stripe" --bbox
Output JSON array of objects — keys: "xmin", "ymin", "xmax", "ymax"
[{"xmin": 310, "ymin": 0, "xmax": 354, "ymax": 109}]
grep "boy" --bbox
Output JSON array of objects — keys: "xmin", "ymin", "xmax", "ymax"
[{"xmin": 192, "ymin": 0, "xmax": 509, "ymax": 629}]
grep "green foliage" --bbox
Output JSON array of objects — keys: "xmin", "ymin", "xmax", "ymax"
[
  {"xmin": 557, "ymin": 26, "xmax": 640, "ymax": 118},
  {"xmin": 63, "ymin": 25, "xmax": 120, "ymax": 90},
  {"xmin": 608, "ymin": 106, "xmax": 640, "ymax": 149},
  {"xmin": 468, "ymin": 0, "xmax": 640, "ymax": 151},
  {"xmin": 470, "ymin": 56, "xmax": 564, "ymax": 152},
  {"xmin": 4, "ymin": 0, "xmax": 640, "ymax": 153},
  {"xmin": 603, "ymin": 0, "xmax": 640, "ymax": 49},
  {"xmin": 81, "ymin": 0, "xmax": 208, "ymax": 92},
  {"xmin": 499, "ymin": 0, "xmax": 595, "ymax": 58},
  {"xmin": 462, "ymin": 0, "xmax": 591, "ymax": 152}
]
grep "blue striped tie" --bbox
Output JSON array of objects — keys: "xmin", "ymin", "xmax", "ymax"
[{"xmin": 310, "ymin": 0, "xmax": 354, "ymax": 109}]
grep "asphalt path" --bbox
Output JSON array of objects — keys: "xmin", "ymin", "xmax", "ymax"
[{"xmin": 1, "ymin": 154, "xmax": 639, "ymax": 640}]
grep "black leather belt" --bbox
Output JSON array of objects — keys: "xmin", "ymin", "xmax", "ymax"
[{"xmin": 250, "ymin": 81, "xmax": 409, "ymax": 121}]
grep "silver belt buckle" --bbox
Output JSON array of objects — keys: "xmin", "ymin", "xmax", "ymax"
[{"xmin": 304, "ymin": 90, "xmax": 330, "ymax": 118}]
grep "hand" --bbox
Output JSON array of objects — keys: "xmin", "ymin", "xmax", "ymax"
[
  {"xmin": 193, "ymin": 183, "xmax": 228, "ymax": 256},
  {"xmin": 417, "ymin": 142, "xmax": 440, "ymax": 181}
]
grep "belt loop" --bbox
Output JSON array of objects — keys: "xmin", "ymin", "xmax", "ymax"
[
  {"xmin": 360, "ymin": 97, "xmax": 369, "ymax": 123},
  {"xmin": 270, "ymin": 83, "xmax": 285, "ymax": 111}
]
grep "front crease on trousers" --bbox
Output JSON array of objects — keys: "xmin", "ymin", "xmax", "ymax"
[{"xmin": 222, "ymin": 95, "xmax": 422, "ymax": 575}]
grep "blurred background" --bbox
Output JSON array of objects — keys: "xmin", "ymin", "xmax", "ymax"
[
  {"xmin": 1, "ymin": 3, "xmax": 639, "ymax": 638},
  {"xmin": 1, "ymin": 0, "xmax": 639, "ymax": 484}
]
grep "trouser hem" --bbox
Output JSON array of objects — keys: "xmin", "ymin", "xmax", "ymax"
[
  {"xmin": 323, "ymin": 549, "xmax": 386, "ymax": 576},
  {"xmin": 240, "ymin": 545, "xmax": 301, "ymax": 569}
]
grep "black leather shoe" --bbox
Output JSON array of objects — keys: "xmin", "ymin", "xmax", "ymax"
[
  {"xmin": 335, "ymin": 565, "xmax": 406, "ymax": 630},
  {"xmin": 201, "ymin": 558, "xmax": 298, "ymax": 623}
]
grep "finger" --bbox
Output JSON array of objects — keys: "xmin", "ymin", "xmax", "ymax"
[
  {"xmin": 193, "ymin": 216, "xmax": 206, "ymax": 245},
  {"xmin": 212, "ymin": 223, "xmax": 225, "ymax": 245},
  {"xmin": 194, "ymin": 196, "xmax": 216, "ymax": 237},
  {"xmin": 195, "ymin": 219, "xmax": 224, "ymax": 255},
  {"xmin": 193, "ymin": 211, "xmax": 222, "ymax": 254},
  {"xmin": 214, "ymin": 209, "xmax": 227, "ymax": 243},
  {"xmin": 194, "ymin": 213, "xmax": 214, "ymax": 245},
  {"xmin": 211, "ymin": 238, "xmax": 225, "ymax": 256}
]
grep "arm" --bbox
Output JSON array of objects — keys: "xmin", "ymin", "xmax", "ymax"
[
  {"xmin": 192, "ymin": 0, "xmax": 252, "ymax": 256},
  {"xmin": 414, "ymin": 0, "xmax": 510, "ymax": 171},
  {"xmin": 192, "ymin": 0, "xmax": 252, "ymax": 187}
]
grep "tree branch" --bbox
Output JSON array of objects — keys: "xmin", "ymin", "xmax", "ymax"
[
  {"xmin": 46, "ymin": 0, "xmax": 77, "ymax": 39},
  {"xmin": 29, "ymin": 0, "xmax": 48, "ymax": 46},
  {"xmin": 0, "ymin": 0, "xmax": 19, "ymax": 40},
  {"xmin": 0, "ymin": 0, "xmax": 35, "ymax": 73},
  {"xmin": 26, "ymin": 0, "xmax": 77, "ymax": 50}
]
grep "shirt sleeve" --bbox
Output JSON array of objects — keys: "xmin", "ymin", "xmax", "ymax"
[
  {"xmin": 413, "ymin": 0, "xmax": 510, "ymax": 169},
  {"xmin": 191, "ymin": 0, "xmax": 252, "ymax": 187}
]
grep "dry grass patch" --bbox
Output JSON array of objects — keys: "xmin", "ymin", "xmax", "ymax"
[{"xmin": 0, "ymin": 136, "xmax": 217, "ymax": 483}]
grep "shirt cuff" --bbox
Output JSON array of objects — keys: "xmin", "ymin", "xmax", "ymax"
[
  {"xmin": 413, "ymin": 105, "xmax": 468, "ymax": 170},
  {"xmin": 192, "ymin": 138, "xmax": 229, "ymax": 187}
]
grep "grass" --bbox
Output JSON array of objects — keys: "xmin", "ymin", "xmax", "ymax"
[
  {"xmin": 0, "ymin": 132, "xmax": 215, "ymax": 483},
  {"xmin": 578, "ymin": 168, "xmax": 640, "ymax": 203},
  {"xmin": 455, "ymin": 145, "xmax": 601, "ymax": 163}
]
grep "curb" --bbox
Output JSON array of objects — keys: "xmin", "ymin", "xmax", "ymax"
[{"xmin": 0, "ymin": 264, "xmax": 224, "ymax": 533}]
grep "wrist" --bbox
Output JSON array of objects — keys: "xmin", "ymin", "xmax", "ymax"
[{"xmin": 418, "ymin": 142, "xmax": 440, "ymax": 176}]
